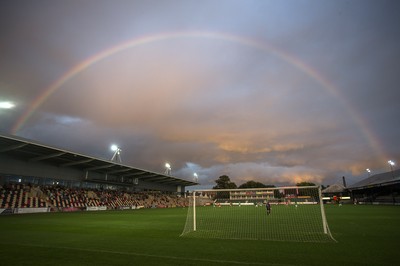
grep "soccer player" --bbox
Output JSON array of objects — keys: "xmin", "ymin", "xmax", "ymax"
[{"xmin": 266, "ymin": 201, "xmax": 271, "ymax": 215}]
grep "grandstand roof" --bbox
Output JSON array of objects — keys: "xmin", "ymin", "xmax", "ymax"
[
  {"xmin": 0, "ymin": 134, "xmax": 197, "ymax": 187},
  {"xmin": 322, "ymin": 183, "xmax": 346, "ymax": 193},
  {"xmin": 347, "ymin": 169, "xmax": 400, "ymax": 190}
]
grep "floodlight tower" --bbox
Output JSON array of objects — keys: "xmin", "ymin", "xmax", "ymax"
[
  {"xmin": 388, "ymin": 160, "xmax": 395, "ymax": 171},
  {"xmin": 193, "ymin": 173, "xmax": 198, "ymax": 182},
  {"xmin": 164, "ymin": 163, "xmax": 171, "ymax": 175},
  {"xmin": 110, "ymin": 145, "xmax": 122, "ymax": 163},
  {"xmin": 366, "ymin": 168, "xmax": 371, "ymax": 177},
  {"xmin": 388, "ymin": 160, "xmax": 395, "ymax": 178}
]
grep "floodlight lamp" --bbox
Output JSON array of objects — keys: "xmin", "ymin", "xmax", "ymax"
[
  {"xmin": 111, "ymin": 144, "xmax": 118, "ymax": 151},
  {"xmin": 164, "ymin": 163, "xmax": 172, "ymax": 175},
  {"xmin": 366, "ymin": 168, "xmax": 371, "ymax": 173},
  {"xmin": 194, "ymin": 173, "xmax": 198, "ymax": 177},
  {"xmin": 110, "ymin": 145, "xmax": 122, "ymax": 162},
  {"xmin": 0, "ymin": 101, "xmax": 15, "ymax": 109},
  {"xmin": 388, "ymin": 160, "xmax": 395, "ymax": 166}
]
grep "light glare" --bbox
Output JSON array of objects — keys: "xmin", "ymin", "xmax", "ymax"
[
  {"xmin": 0, "ymin": 101, "xmax": 15, "ymax": 109},
  {"xmin": 111, "ymin": 144, "xmax": 118, "ymax": 151}
]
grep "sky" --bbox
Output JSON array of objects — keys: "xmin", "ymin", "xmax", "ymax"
[{"xmin": 1, "ymin": 0, "xmax": 399, "ymax": 188}]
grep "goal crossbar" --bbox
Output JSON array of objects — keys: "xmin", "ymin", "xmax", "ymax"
[{"xmin": 181, "ymin": 186, "xmax": 336, "ymax": 242}]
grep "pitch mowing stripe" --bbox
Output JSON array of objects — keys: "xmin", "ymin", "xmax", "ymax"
[{"xmin": 3, "ymin": 243, "xmax": 297, "ymax": 266}]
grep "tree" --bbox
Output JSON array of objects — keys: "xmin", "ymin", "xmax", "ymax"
[
  {"xmin": 213, "ymin": 175, "xmax": 237, "ymax": 189},
  {"xmin": 296, "ymin": 182, "xmax": 316, "ymax": 197},
  {"xmin": 239, "ymin": 180, "xmax": 270, "ymax": 188},
  {"xmin": 296, "ymin": 182, "xmax": 316, "ymax": 187}
]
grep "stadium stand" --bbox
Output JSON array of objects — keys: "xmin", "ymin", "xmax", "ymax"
[
  {"xmin": 321, "ymin": 183, "xmax": 352, "ymax": 204},
  {"xmin": 1, "ymin": 183, "xmax": 46, "ymax": 209},
  {"xmin": 347, "ymin": 169, "xmax": 400, "ymax": 205},
  {"xmin": 0, "ymin": 182, "xmax": 188, "ymax": 212},
  {"xmin": 0, "ymin": 134, "xmax": 197, "ymax": 196}
]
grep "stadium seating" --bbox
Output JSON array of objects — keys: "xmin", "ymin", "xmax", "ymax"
[
  {"xmin": 0, "ymin": 182, "xmax": 188, "ymax": 211},
  {"xmin": 0, "ymin": 183, "xmax": 49, "ymax": 209}
]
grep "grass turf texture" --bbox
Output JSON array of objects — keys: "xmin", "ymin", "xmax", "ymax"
[
  {"xmin": 182, "ymin": 204, "xmax": 334, "ymax": 242},
  {"xmin": 0, "ymin": 205, "xmax": 398, "ymax": 266}
]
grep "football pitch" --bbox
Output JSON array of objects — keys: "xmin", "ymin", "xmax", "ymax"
[
  {"xmin": 181, "ymin": 204, "xmax": 335, "ymax": 242},
  {"xmin": 0, "ymin": 205, "xmax": 398, "ymax": 266}
]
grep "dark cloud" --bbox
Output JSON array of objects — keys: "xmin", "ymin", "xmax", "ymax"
[{"xmin": 1, "ymin": 0, "xmax": 399, "ymax": 188}]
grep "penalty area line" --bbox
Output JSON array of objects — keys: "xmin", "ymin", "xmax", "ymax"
[{"xmin": 4, "ymin": 242, "xmax": 297, "ymax": 266}]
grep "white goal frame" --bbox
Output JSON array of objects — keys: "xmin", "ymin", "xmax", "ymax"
[{"xmin": 182, "ymin": 186, "xmax": 336, "ymax": 242}]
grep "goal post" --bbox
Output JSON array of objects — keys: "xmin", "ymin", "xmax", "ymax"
[{"xmin": 181, "ymin": 186, "xmax": 336, "ymax": 242}]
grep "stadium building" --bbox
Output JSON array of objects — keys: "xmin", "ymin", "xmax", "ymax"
[
  {"xmin": 0, "ymin": 134, "xmax": 197, "ymax": 192},
  {"xmin": 321, "ymin": 183, "xmax": 351, "ymax": 204},
  {"xmin": 0, "ymin": 134, "xmax": 197, "ymax": 212},
  {"xmin": 347, "ymin": 169, "xmax": 400, "ymax": 205}
]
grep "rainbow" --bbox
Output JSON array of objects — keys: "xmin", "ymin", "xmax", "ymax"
[{"xmin": 11, "ymin": 30, "xmax": 387, "ymax": 160}]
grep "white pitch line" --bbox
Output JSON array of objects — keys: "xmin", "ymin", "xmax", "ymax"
[{"xmin": 4, "ymin": 243, "xmax": 297, "ymax": 266}]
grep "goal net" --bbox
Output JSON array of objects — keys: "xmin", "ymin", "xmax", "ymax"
[{"xmin": 181, "ymin": 186, "xmax": 336, "ymax": 242}]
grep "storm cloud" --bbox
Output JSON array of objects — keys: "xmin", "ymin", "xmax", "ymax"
[{"xmin": 1, "ymin": 0, "xmax": 399, "ymax": 188}]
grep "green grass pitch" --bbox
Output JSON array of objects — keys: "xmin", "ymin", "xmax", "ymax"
[
  {"xmin": 0, "ymin": 205, "xmax": 398, "ymax": 266},
  {"xmin": 182, "ymin": 204, "xmax": 334, "ymax": 242}
]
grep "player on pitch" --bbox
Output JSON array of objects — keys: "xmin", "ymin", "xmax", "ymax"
[{"xmin": 266, "ymin": 201, "xmax": 271, "ymax": 215}]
